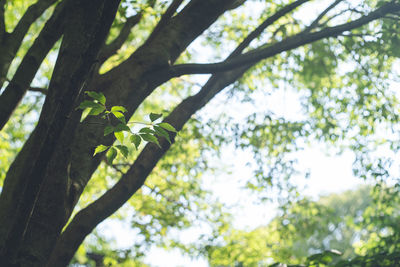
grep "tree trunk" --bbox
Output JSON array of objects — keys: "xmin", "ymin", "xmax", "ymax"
[{"xmin": 0, "ymin": 0, "xmax": 120, "ymax": 265}]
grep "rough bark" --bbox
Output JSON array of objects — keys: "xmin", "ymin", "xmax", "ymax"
[{"xmin": 0, "ymin": 0, "xmax": 121, "ymax": 265}]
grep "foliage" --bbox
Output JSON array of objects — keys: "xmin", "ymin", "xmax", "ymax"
[
  {"xmin": 78, "ymin": 91, "xmax": 176, "ymax": 164},
  {"xmin": 0, "ymin": 0, "xmax": 399, "ymax": 266},
  {"xmin": 206, "ymin": 185, "xmax": 400, "ymax": 267}
]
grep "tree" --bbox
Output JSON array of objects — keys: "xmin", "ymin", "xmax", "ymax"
[
  {"xmin": 205, "ymin": 186, "xmax": 373, "ymax": 266},
  {"xmin": 0, "ymin": 0, "xmax": 399, "ymax": 266},
  {"xmin": 205, "ymin": 185, "xmax": 400, "ymax": 267}
]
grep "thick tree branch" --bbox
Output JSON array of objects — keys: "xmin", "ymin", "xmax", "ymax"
[
  {"xmin": 0, "ymin": 0, "xmax": 121, "ymax": 264},
  {"xmin": 10, "ymin": 3, "xmax": 240, "ymax": 264},
  {"xmin": 42, "ymin": 7, "xmax": 344, "ymax": 259},
  {"xmin": 0, "ymin": 1, "xmax": 65, "ymax": 131},
  {"xmin": 166, "ymin": 2, "xmax": 400, "ymax": 77},
  {"xmin": 9, "ymin": 0, "xmax": 58, "ymax": 48},
  {"xmin": 35, "ymin": 2, "xmax": 400, "ymax": 265},
  {"xmin": 0, "ymin": 0, "xmax": 5, "ymax": 41},
  {"xmin": 98, "ymin": 13, "xmax": 142, "ymax": 65},
  {"xmin": 101, "ymin": 0, "xmax": 235, "ymax": 79},
  {"xmin": 47, "ymin": 63, "xmax": 250, "ymax": 266},
  {"xmin": 0, "ymin": 0, "xmax": 59, "ymax": 92},
  {"xmin": 47, "ymin": 0, "xmax": 309, "ymax": 258},
  {"xmin": 147, "ymin": 0, "xmax": 184, "ymax": 42}
]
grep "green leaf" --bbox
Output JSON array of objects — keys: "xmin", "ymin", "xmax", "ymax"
[
  {"xmin": 114, "ymin": 131, "xmax": 124, "ymax": 143},
  {"xmin": 115, "ymin": 123, "xmax": 130, "ymax": 132},
  {"xmin": 154, "ymin": 125, "xmax": 171, "ymax": 143},
  {"xmin": 157, "ymin": 122, "xmax": 177, "ymax": 133},
  {"xmin": 86, "ymin": 91, "xmax": 106, "ymax": 105},
  {"xmin": 139, "ymin": 127, "xmax": 155, "ymax": 134},
  {"xmin": 80, "ymin": 108, "xmax": 92, "ymax": 122},
  {"xmin": 130, "ymin": 134, "xmax": 141, "ymax": 149},
  {"xmin": 115, "ymin": 145, "xmax": 129, "ymax": 158},
  {"xmin": 140, "ymin": 133, "xmax": 160, "ymax": 147},
  {"xmin": 111, "ymin": 106, "xmax": 127, "ymax": 113},
  {"xmin": 88, "ymin": 105, "xmax": 105, "ymax": 116},
  {"xmin": 111, "ymin": 111, "xmax": 126, "ymax": 124},
  {"xmin": 149, "ymin": 113, "xmax": 162, "ymax": 122},
  {"xmin": 93, "ymin": 144, "xmax": 109, "ymax": 156},
  {"xmin": 104, "ymin": 126, "xmax": 114, "ymax": 136},
  {"xmin": 106, "ymin": 147, "xmax": 117, "ymax": 164},
  {"xmin": 78, "ymin": 100, "xmax": 101, "ymax": 110}
]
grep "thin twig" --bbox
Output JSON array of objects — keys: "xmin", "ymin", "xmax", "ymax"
[
  {"xmin": 28, "ymin": 87, "xmax": 48, "ymax": 94},
  {"xmin": 304, "ymin": 0, "xmax": 343, "ymax": 32}
]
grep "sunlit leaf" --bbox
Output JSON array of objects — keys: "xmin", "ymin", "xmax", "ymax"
[
  {"xmin": 139, "ymin": 127, "xmax": 155, "ymax": 134},
  {"xmin": 80, "ymin": 108, "xmax": 92, "ymax": 122},
  {"xmin": 140, "ymin": 133, "xmax": 160, "ymax": 147},
  {"xmin": 111, "ymin": 106, "xmax": 127, "ymax": 113},
  {"xmin": 93, "ymin": 145, "xmax": 109, "ymax": 156},
  {"xmin": 157, "ymin": 122, "xmax": 177, "ymax": 133},
  {"xmin": 111, "ymin": 110, "xmax": 126, "ymax": 124},
  {"xmin": 114, "ymin": 131, "xmax": 124, "ymax": 143},
  {"xmin": 86, "ymin": 91, "xmax": 106, "ymax": 105}
]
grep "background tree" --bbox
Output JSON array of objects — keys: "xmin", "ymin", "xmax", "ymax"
[
  {"xmin": 0, "ymin": 0, "xmax": 399, "ymax": 266},
  {"xmin": 205, "ymin": 186, "xmax": 370, "ymax": 266}
]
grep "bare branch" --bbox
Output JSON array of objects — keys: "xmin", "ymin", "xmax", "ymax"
[
  {"xmin": 98, "ymin": 13, "xmax": 142, "ymax": 64},
  {"xmin": 9, "ymin": 0, "xmax": 58, "ymax": 48},
  {"xmin": 28, "ymin": 87, "xmax": 48, "ymax": 95},
  {"xmin": 318, "ymin": 8, "xmax": 354, "ymax": 28},
  {"xmin": 304, "ymin": 0, "xmax": 343, "ymax": 32},
  {"xmin": 231, "ymin": 0, "xmax": 311, "ymax": 57},
  {"xmin": 0, "ymin": 1, "xmax": 66, "ymax": 130},
  {"xmin": 166, "ymin": 2, "xmax": 400, "ymax": 77}
]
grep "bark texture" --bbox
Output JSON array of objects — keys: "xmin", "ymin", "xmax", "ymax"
[{"xmin": 0, "ymin": 0, "xmax": 121, "ymax": 265}]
